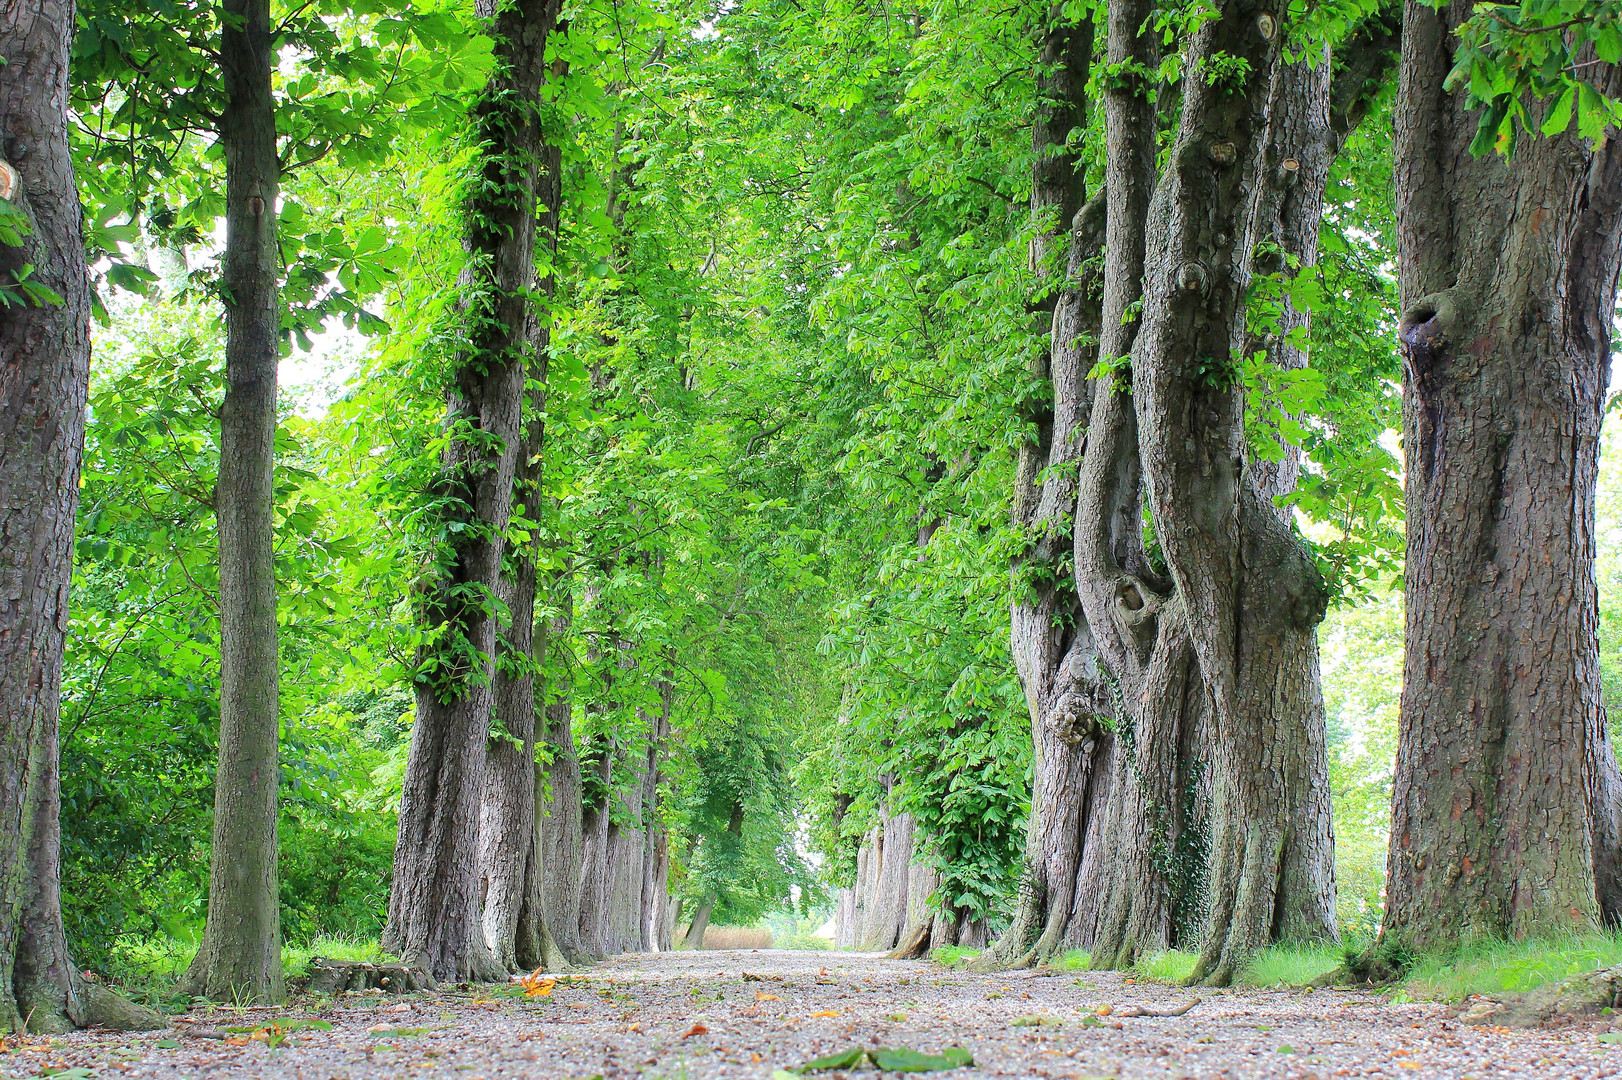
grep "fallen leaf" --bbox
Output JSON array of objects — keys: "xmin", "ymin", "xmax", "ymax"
[
  {"xmin": 1011, "ymin": 1014, "xmax": 1061, "ymax": 1027},
  {"xmin": 224, "ymin": 1037, "xmax": 250, "ymax": 1047},
  {"xmin": 810, "ymin": 1009, "xmax": 839, "ymax": 1018},
  {"xmin": 791, "ymin": 1046, "xmax": 865, "ymax": 1071},
  {"xmin": 756, "ymin": 992, "xmax": 781, "ymax": 1002},
  {"xmin": 682, "ymin": 1024, "xmax": 708, "ymax": 1038},
  {"xmin": 1095, "ymin": 1004, "xmax": 1113, "ymax": 1016},
  {"xmin": 155, "ymin": 1039, "xmax": 179, "ymax": 1049},
  {"xmin": 1599, "ymin": 1033, "xmax": 1622, "ymax": 1044},
  {"xmin": 521, "ymin": 971, "xmax": 556, "ymax": 998},
  {"xmin": 751, "ymin": 1053, "xmax": 762, "ymax": 1063},
  {"xmin": 887, "ymin": 1012, "xmax": 908, "ymax": 1022},
  {"xmin": 868, "ymin": 1046, "xmax": 974, "ymax": 1072}
]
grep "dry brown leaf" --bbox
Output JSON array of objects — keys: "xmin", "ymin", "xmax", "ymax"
[
  {"xmin": 756, "ymin": 992, "xmax": 781, "ymax": 1002},
  {"xmin": 521, "ymin": 969, "xmax": 556, "ymax": 998},
  {"xmin": 811, "ymin": 1009, "xmax": 839, "ymax": 1018},
  {"xmin": 683, "ymin": 1024, "xmax": 708, "ymax": 1038}
]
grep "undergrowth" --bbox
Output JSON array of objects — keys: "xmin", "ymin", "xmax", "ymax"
[{"xmin": 101, "ymin": 933, "xmax": 392, "ymax": 1005}]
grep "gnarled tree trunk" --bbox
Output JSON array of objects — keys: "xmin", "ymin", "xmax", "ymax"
[
  {"xmin": 386, "ymin": 0, "xmax": 561, "ymax": 986},
  {"xmin": 1383, "ymin": 2, "xmax": 1622, "ymax": 949},
  {"xmin": 1129, "ymin": 0, "xmax": 1346, "ymax": 986},
  {"xmin": 983, "ymin": 9, "xmax": 1115, "ymax": 970}
]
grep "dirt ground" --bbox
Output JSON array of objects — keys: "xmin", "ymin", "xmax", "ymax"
[{"xmin": 8, "ymin": 949, "xmax": 1620, "ymax": 1079}]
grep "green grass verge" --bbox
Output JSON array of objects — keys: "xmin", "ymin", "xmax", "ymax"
[
  {"xmin": 929, "ymin": 945, "xmax": 981, "ymax": 968},
  {"xmin": 1396, "ymin": 933, "xmax": 1622, "ymax": 1003},
  {"xmin": 1131, "ymin": 950, "xmax": 1200, "ymax": 983},
  {"xmin": 1236, "ymin": 943, "xmax": 1347, "ymax": 988},
  {"xmin": 1051, "ymin": 949, "xmax": 1090, "ymax": 971}
]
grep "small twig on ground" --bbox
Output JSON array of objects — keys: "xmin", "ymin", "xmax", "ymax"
[{"xmin": 1110, "ymin": 998, "xmax": 1202, "ymax": 1018}]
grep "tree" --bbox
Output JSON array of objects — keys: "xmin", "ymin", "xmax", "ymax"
[
  {"xmin": 477, "ymin": 44, "xmax": 569, "ymax": 974},
  {"xmin": 0, "ymin": 0, "xmax": 159, "ymax": 1034},
  {"xmin": 1381, "ymin": 1, "xmax": 1622, "ymax": 951},
  {"xmin": 183, "ymin": 0, "xmax": 285, "ymax": 1004},
  {"xmin": 386, "ymin": 0, "xmax": 564, "ymax": 984}
]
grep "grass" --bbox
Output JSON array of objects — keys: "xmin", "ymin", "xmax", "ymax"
[
  {"xmin": 929, "ymin": 945, "xmax": 981, "ymax": 968},
  {"xmin": 282, "ymin": 933, "xmax": 393, "ymax": 979},
  {"xmin": 1237, "ymin": 943, "xmax": 1347, "ymax": 988},
  {"xmin": 772, "ymin": 931, "xmax": 833, "ymax": 950},
  {"xmin": 1051, "ymin": 949, "xmax": 1090, "ymax": 971},
  {"xmin": 1131, "ymin": 950, "xmax": 1200, "ymax": 983},
  {"xmin": 681, "ymin": 925, "xmax": 775, "ymax": 950},
  {"xmin": 1397, "ymin": 933, "xmax": 1622, "ymax": 1003}
]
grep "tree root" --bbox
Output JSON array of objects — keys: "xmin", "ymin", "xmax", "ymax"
[
  {"xmin": 885, "ymin": 922, "xmax": 932, "ymax": 960},
  {"xmin": 75, "ymin": 983, "xmax": 165, "ymax": 1031}
]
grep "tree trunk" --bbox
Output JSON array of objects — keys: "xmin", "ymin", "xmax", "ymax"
[
  {"xmin": 478, "ymin": 82, "xmax": 566, "ymax": 974},
  {"xmin": 386, "ymin": 0, "xmax": 560, "ymax": 986},
  {"xmin": 983, "ymin": 9, "xmax": 1114, "ymax": 970},
  {"xmin": 185, "ymin": 0, "xmax": 284, "ymax": 1005},
  {"xmin": 639, "ymin": 676, "xmax": 673, "ymax": 951},
  {"xmin": 0, "ymin": 0, "xmax": 159, "ymax": 1034},
  {"xmin": 683, "ymin": 899, "xmax": 714, "ymax": 950},
  {"xmin": 1128, "ymin": 0, "xmax": 1345, "ymax": 987},
  {"xmin": 576, "ymin": 735, "xmax": 614, "ymax": 959},
  {"xmin": 530, "ymin": 573, "xmax": 586, "ymax": 964},
  {"xmin": 1383, "ymin": 2, "xmax": 1622, "ymax": 949}
]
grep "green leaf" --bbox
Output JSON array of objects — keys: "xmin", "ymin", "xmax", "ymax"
[
  {"xmin": 866, "ymin": 1046, "xmax": 974, "ymax": 1071},
  {"xmin": 1011, "ymin": 1014, "xmax": 1061, "ymax": 1026},
  {"xmin": 1541, "ymin": 85, "xmax": 1575, "ymax": 136},
  {"xmin": 790, "ymin": 1046, "xmax": 865, "ymax": 1071}
]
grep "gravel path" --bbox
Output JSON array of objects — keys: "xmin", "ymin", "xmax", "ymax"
[{"xmin": 11, "ymin": 949, "xmax": 1620, "ymax": 1078}]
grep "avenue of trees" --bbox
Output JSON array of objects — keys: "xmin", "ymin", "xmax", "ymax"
[{"xmin": 1, "ymin": 0, "xmax": 1620, "ymax": 1026}]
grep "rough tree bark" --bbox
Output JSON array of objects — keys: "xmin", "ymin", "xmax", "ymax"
[
  {"xmin": 1383, "ymin": 2, "xmax": 1622, "ymax": 949},
  {"xmin": 478, "ymin": 64, "xmax": 568, "ymax": 973},
  {"xmin": 531, "ymin": 572, "xmax": 586, "ymax": 964},
  {"xmin": 638, "ymin": 675, "xmax": 674, "ymax": 952},
  {"xmin": 185, "ymin": 0, "xmax": 284, "ymax": 1004},
  {"xmin": 386, "ymin": 0, "xmax": 561, "ymax": 986},
  {"xmin": 1065, "ymin": 0, "xmax": 1209, "ymax": 973},
  {"xmin": 1082, "ymin": 7, "xmax": 1399, "ymax": 975},
  {"xmin": 0, "ymin": 0, "xmax": 160, "ymax": 1034},
  {"xmin": 577, "ymin": 730, "xmax": 615, "ymax": 959},
  {"xmin": 981, "ymin": 9, "xmax": 1115, "ymax": 970},
  {"xmin": 1130, "ymin": 0, "xmax": 1343, "ymax": 986}
]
